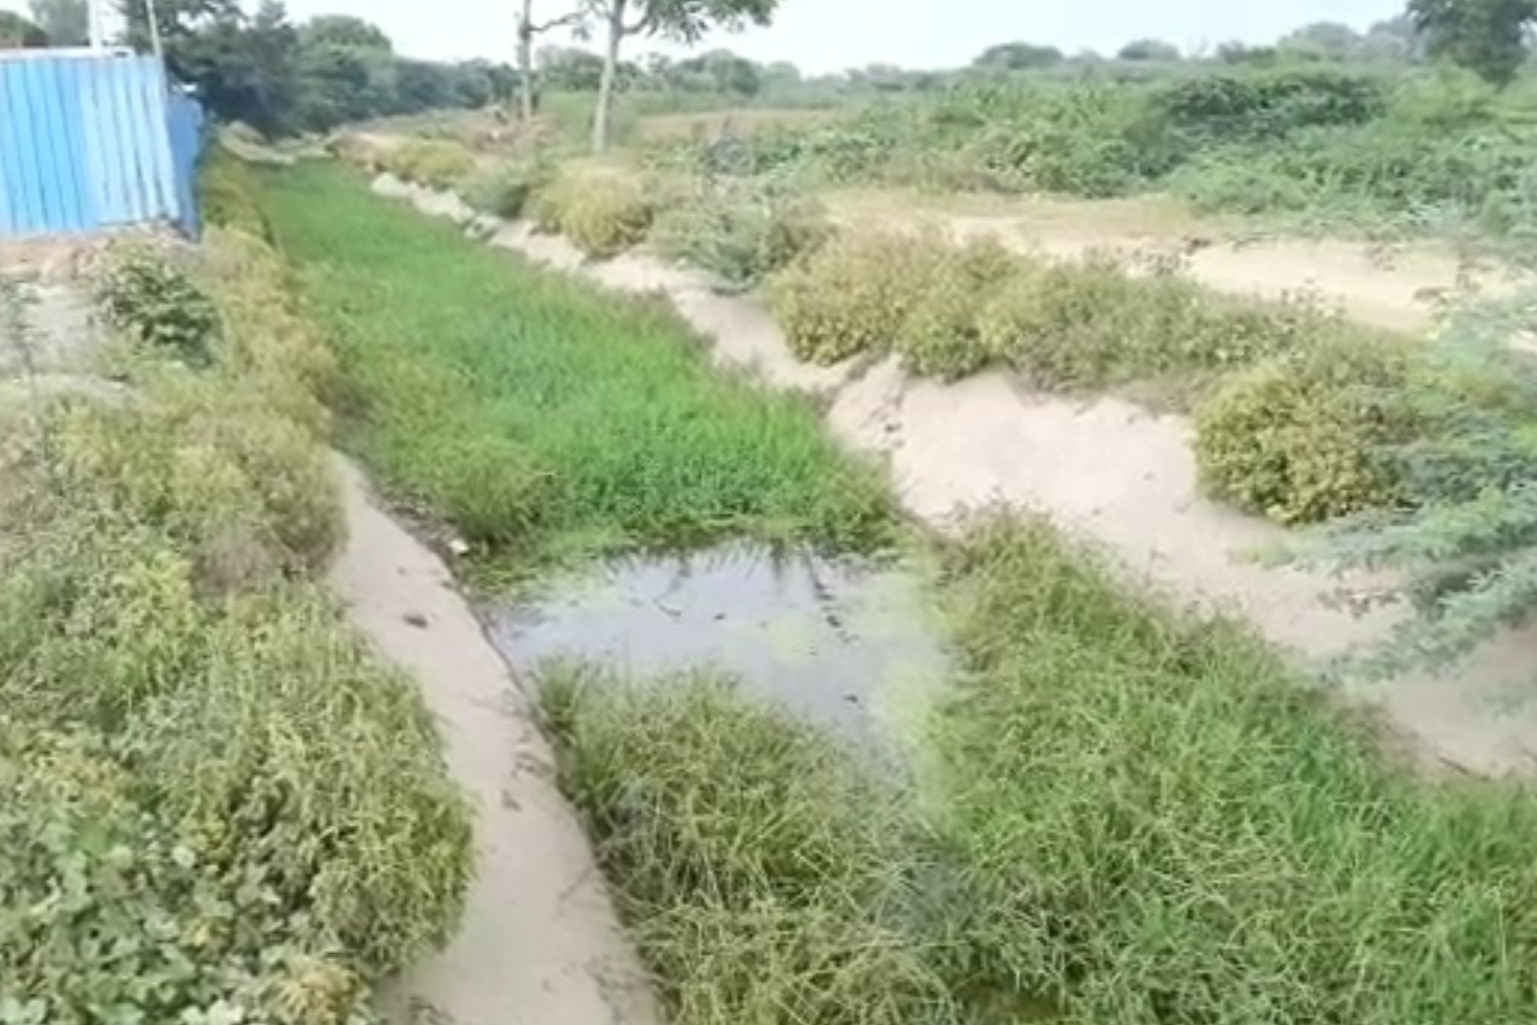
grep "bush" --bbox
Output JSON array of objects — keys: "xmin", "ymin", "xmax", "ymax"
[
  {"xmin": 199, "ymin": 146, "xmax": 271, "ymax": 239},
  {"xmin": 384, "ymin": 139, "xmax": 477, "ymax": 190},
  {"xmin": 893, "ymin": 237, "xmax": 1018, "ymax": 379},
  {"xmin": 976, "ymin": 252, "xmax": 1347, "ymax": 395},
  {"xmin": 649, "ymin": 178, "xmax": 831, "ymax": 287},
  {"xmin": 767, "ymin": 229, "xmax": 948, "ymax": 364},
  {"xmin": 1193, "ymin": 336, "xmax": 1417, "ymax": 523},
  {"xmin": 462, "ymin": 158, "xmax": 550, "ymax": 219},
  {"xmin": 536, "ymin": 171, "xmax": 656, "ymax": 258},
  {"xmin": 96, "ymin": 247, "xmax": 220, "ymax": 366},
  {"xmin": 0, "ymin": 225, "xmax": 473, "ymax": 1021}
]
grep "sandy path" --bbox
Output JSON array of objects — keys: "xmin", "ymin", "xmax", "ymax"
[
  {"xmin": 326, "ymin": 453, "xmax": 660, "ymax": 1025},
  {"xmin": 375, "ymin": 170, "xmax": 1537, "ymax": 775}
]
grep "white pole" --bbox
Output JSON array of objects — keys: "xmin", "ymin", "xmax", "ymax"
[
  {"xmin": 143, "ymin": 0, "xmax": 163, "ymax": 61},
  {"xmin": 87, "ymin": 0, "xmax": 104, "ymax": 48}
]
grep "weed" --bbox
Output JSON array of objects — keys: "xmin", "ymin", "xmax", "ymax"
[
  {"xmin": 384, "ymin": 139, "xmax": 477, "ymax": 190},
  {"xmin": 1194, "ymin": 336, "xmax": 1418, "ymax": 523},
  {"xmin": 894, "ymin": 237, "xmax": 1017, "ymax": 379},
  {"xmin": 649, "ymin": 177, "xmax": 831, "ymax": 287},
  {"xmin": 0, "ymin": 226, "xmax": 470, "ymax": 1020},
  {"xmin": 258, "ymin": 162, "xmax": 892, "ymax": 560},
  {"xmin": 462, "ymin": 158, "xmax": 551, "ymax": 219},
  {"xmin": 932, "ymin": 515, "xmax": 1537, "ymax": 1025},
  {"xmin": 96, "ymin": 247, "xmax": 219, "ymax": 366},
  {"xmin": 200, "ymin": 145, "xmax": 272, "ymax": 239},
  {"xmin": 767, "ymin": 229, "xmax": 947, "ymax": 363},
  {"xmin": 535, "ymin": 170, "xmax": 657, "ymax": 258},
  {"xmin": 537, "ymin": 661, "xmax": 956, "ymax": 1025}
]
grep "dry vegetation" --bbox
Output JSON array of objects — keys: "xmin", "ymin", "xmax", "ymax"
[{"xmin": 0, "ymin": 187, "xmax": 470, "ymax": 1021}]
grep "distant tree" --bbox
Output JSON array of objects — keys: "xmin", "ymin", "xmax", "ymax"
[
  {"xmin": 1278, "ymin": 21, "xmax": 1363, "ymax": 59},
  {"xmin": 1409, "ymin": 0, "xmax": 1537, "ymax": 85},
  {"xmin": 538, "ymin": 45, "xmax": 606, "ymax": 91},
  {"xmin": 394, "ymin": 58, "xmax": 458, "ymax": 112},
  {"xmin": 1216, "ymin": 41, "xmax": 1280, "ymax": 65},
  {"xmin": 301, "ymin": 13, "xmax": 391, "ymax": 51},
  {"xmin": 1117, "ymin": 38, "xmax": 1182, "ymax": 62},
  {"xmin": 582, "ymin": 0, "xmax": 783, "ymax": 152},
  {"xmin": 691, "ymin": 49, "xmax": 761, "ymax": 96},
  {"xmin": 1362, "ymin": 14, "xmax": 1427, "ymax": 59},
  {"xmin": 0, "ymin": 9, "xmax": 48, "ymax": 47},
  {"xmin": 28, "ymin": 0, "xmax": 87, "ymax": 46},
  {"xmin": 972, "ymin": 41, "xmax": 1065, "ymax": 70}
]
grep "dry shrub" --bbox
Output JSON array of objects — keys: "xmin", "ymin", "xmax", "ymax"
[
  {"xmin": 767, "ymin": 229, "xmax": 948, "ymax": 364},
  {"xmin": 649, "ymin": 178, "xmax": 831, "ymax": 287},
  {"xmin": 383, "ymin": 139, "xmax": 477, "ymax": 190},
  {"xmin": 1193, "ymin": 335, "xmax": 1417, "ymax": 523},
  {"xmin": 536, "ymin": 170, "xmax": 656, "ymax": 258},
  {"xmin": 976, "ymin": 252, "xmax": 1345, "ymax": 393},
  {"xmin": 462, "ymin": 158, "xmax": 550, "ymax": 219},
  {"xmin": 894, "ymin": 237, "xmax": 1018, "ymax": 379}
]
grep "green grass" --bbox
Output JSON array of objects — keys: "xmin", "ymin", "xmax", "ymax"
[
  {"xmin": 541, "ymin": 515, "xmax": 1537, "ymax": 1025},
  {"xmin": 258, "ymin": 162, "xmax": 892, "ymax": 563}
]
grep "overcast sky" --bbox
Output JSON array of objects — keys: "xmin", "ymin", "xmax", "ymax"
[{"xmin": 6, "ymin": 0, "xmax": 1412, "ymax": 71}]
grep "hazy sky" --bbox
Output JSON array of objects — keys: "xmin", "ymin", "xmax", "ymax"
[
  {"xmin": 5, "ymin": 0, "xmax": 1411, "ymax": 71},
  {"xmin": 280, "ymin": 0, "xmax": 1411, "ymax": 70}
]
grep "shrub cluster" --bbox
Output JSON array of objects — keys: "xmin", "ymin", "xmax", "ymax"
[
  {"xmin": 766, "ymin": 229, "xmax": 948, "ymax": 363},
  {"xmin": 1193, "ymin": 335, "xmax": 1418, "ymax": 524},
  {"xmin": 0, "ymin": 229, "xmax": 471, "ymax": 1022},
  {"xmin": 531, "ymin": 169, "xmax": 657, "ymax": 259},
  {"xmin": 650, "ymin": 177, "xmax": 832, "ymax": 288},
  {"xmin": 382, "ymin": 138, "xmax": 477, "ymax": 190},
  {"xmin": 95, "ymin": 247, "xmax": 221, "ymax": 366},
  {"xmin": 462, "ymin": 157, "xmax": 551, "ymax": 219}
]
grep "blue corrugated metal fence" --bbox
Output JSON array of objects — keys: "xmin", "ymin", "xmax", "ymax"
[{"xmin": 0, "ymin": 52, "xmax": 205, "ymax": 238}]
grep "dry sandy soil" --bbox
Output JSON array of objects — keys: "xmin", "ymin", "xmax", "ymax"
[
  {"xmin": 373, "ymin": 171, "xmax": 1537, "ymax": 777},
  {"xmin": 328, "ymin": 454, "xmax": 661, "ymax": 1025}
]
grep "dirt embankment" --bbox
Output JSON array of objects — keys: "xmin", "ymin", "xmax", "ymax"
[
  {"xmin": 327, "ymin": 454, "xmax": 660, "ymax": 1025},
  {"xmin": 372, "ymin": 172, "xmax": 1537, "ymax": 777}
]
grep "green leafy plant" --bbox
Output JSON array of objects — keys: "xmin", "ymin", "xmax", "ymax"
[
  {"xmin": 1193, "ymin": 335, "xmax": 1418, "ymax": 523},
  {"xmin": 383, "ymin": 139, "xmax": 478, "ymax": 190},
  {"xmin": 649, "ymin": 177, "xmax": 831, "ymax": 287},
  {"xmin": 96, "ymin": 248, "xmax": 220, "ymax": 366},
  {"xmin": 462, "ymin": 158, "xmax": 551, "ymax": 219},
  {"xmin": 767, "ymin": 229, "xmax": 948, "ymax": 363},
  {"xmin": 893, "ymin": 237, "xmax": 1018, "ymax": 379}
]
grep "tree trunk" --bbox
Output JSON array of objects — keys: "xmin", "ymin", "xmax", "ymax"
[
  {"xmin": 517, "ymin": 0, "xmax": 536, "ymax": 122},
  {"xmin": 592, "ymin": 0, "xmax": 625, "ymax": 153}
]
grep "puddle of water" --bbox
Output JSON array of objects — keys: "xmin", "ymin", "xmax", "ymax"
[{"xmin": 483, "ymin": 543, "xmax": 949, "ymax": 744}]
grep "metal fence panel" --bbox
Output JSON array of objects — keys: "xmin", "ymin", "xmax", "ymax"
[{"xmin": 0, "ymin": 52, "xmax": 202, "ymax": 237}]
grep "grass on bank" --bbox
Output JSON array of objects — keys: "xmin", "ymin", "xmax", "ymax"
[
  {"xmin": 543, "ymin": 515, "xmax": 1537, "ymax": 1025},
  {"xmin": 0, "ymin": 231, "xmax": 470, "ymax": 1021},
  {"xmin": 258, "ymin": 161, "xmax": 891, "ymax": 563}
]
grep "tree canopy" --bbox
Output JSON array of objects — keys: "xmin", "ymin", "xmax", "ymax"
[
  {"xmin": 112, "ymin": 0, "xmax": 511, "ymax": 136},
  {"xmin": 28, "ymin": 0, "xmax": 87, "ymax": 46},
  {"xmin": 0, "ymin": 9, "xmax": 49, "ymax": 47},
  {"xmin": 1409, "ymin": 0, "xmax": 1537, "ymax": 85},
  {"xmin": 972, "ymin": 41, "xmax": 1065, "ymax": 71}
]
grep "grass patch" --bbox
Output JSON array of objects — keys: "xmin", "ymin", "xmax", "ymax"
[
  {"xmin": 0, "ymin": 230, "xmax": 470, "ymax": 1020},
  {"xmin": 540, "ymin": 514, "xmax": 1537, "ymax": 1025},
  {"xmin": 257, "ymin": 162, "xmax": 891, "ymax": 562},
  {"xmin": 537, "ymin": 661, "xmax": 957, "ymax": 1025},
  {"xmin": 382, "ymin": 138, "xmax": 477, "ymax": 190}
]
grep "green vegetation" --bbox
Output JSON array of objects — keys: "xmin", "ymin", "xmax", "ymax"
[
  {"xmin": 1194, "ymin": 336, "xmax": 1419, "ymax": 523},
  {"xmin": 539, "ymin": 662, "xmax": 952, "ymax": 1025},
  {"xmin": 462, "ymin": 157, "xmax": 552, "ymax": 218},
  {"xmin": 544, "ymin": 517, "xmax": 1537, "ymax": 1025},
  {"xmin": 532, "ymin": 168, "xmax": 659, "ymax": 258},
  {"xmin": 258, "ymin": 161, "xmax": 891, "ymax": 561},
  {"xmin": 0, "ymin": 229, "xmax": 469, "ymax": 1022},
  {"xmin": 649, "ymin": 176, "xmax": 831, "ymax": 287},
  {"xmin": 383, "ymin": 138, "xmax": 479, "ymax": 190}
]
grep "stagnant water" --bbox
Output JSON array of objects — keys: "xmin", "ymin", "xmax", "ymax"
[{"xmin": 484, "ymin": 543, "xmax": 950, "ymax": 742}]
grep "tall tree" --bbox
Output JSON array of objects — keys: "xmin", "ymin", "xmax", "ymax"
[
  {"xmin": 582, "ymin": 0, "xmax": 781, "ymax": 152},
  {"xmin": 1117, "ymin": 38, "xmax": 1182, "ymax": 62},
  {"xmin": 0, "ymin": 9, "xmax": 47, "ymax": 46},
  {"xmin": 972, "ymin": 41, "xmax": 1065, "ymax": 71},
  {"xmin": 29, "ymin": 0, "xmax": 88, "ymax": 46},
  {"xmin": 517, "ymin": 0, "xmax": 585, "ymax": 121},
  {"xmin": 1409, "ymin": 0, "xmax": 1537, "ymax": 85}
]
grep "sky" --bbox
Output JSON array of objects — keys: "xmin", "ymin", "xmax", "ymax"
[
  {"xmin": 4, "ymin": 0, "xmax": 1411, "ymax": 72},
  {"xmin": 282, "ymin": 0, "xmax": 1412, "ymax": 71}
]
